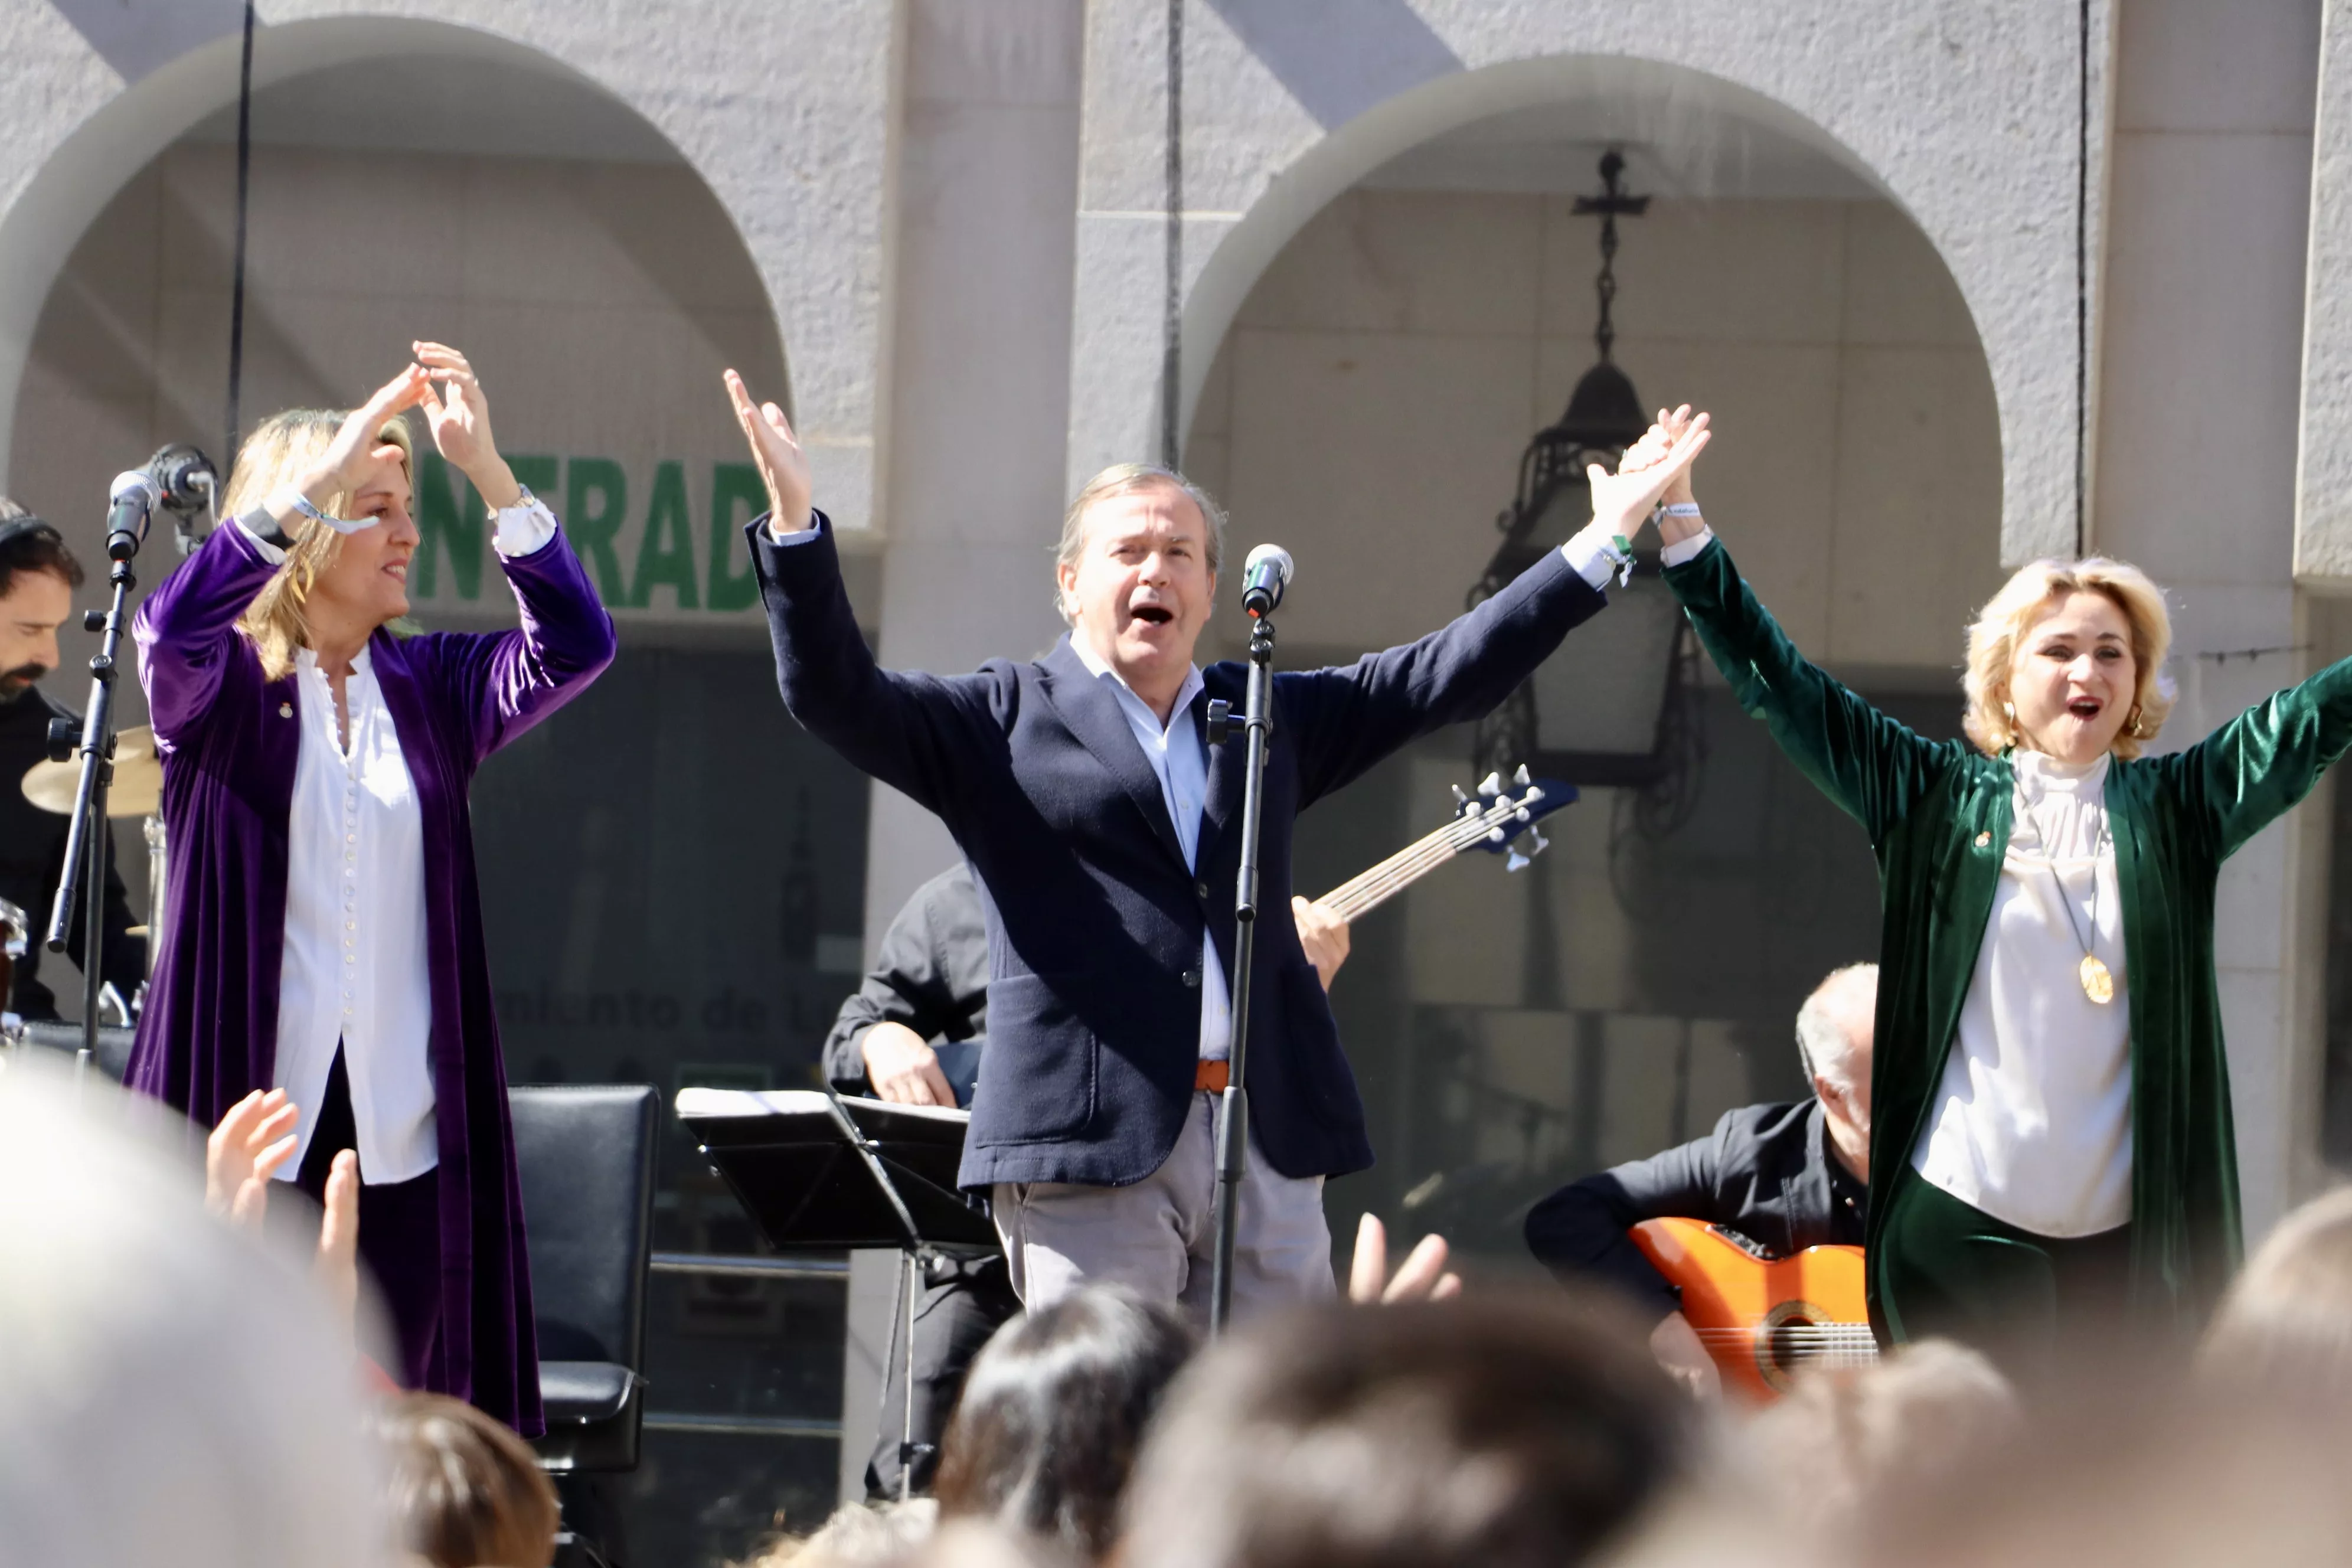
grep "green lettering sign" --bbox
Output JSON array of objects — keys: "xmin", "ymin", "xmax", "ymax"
[
  {"xmin": 631, "ymin": 460, "xmax": 699, "ymax": 610},
  {"xmin": 413, "ymin": 452, "xmax": 483, "ymax": 601},
  {"xmin": 564, "ymin": 458, "xmax": 629, "ymax": 602},
  {"xmin": 708, "ymin": 462, "xmax": 765, "ymax": 613}
]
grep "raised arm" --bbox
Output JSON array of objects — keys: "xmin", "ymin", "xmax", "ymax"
[
  {"xmin": 1283, "ymin": 420, "xmax": 1712, "ymax": 805},
  {"xmin": 423, "ymin": 519, "xmax": 618, "ymax": 763},
  {"xmin": 1641, "ymin": 408, "xmax": 1944, "ymax": 844},
  {"xmin": 727, "ymin": 370, "xmax": 1005, "ymax": 814},
  {"xmin": 139, "ymin": 367, "xmax": 439, "ymax": 740},
  {"xmin": 2168, "ymin": 655, "xmax": 2352, "ymax": 858},
  {"xmin": 403, "ymin": 344, "xmax": 616, "ymax": 760}
]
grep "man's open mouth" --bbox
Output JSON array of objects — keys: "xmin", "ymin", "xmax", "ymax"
[{"xmin": 1131, "ymin": 605, "xmax": 1172, "ymax": 626}]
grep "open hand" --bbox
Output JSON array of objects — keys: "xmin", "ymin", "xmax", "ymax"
[
  {"xmin": 1587, "ymin": 409, "xmax": 1709, "ymax": 539},
  {"xmin": 297, "ymin": 367, "xmax": 429, "ymax": 506},
  {"xmin": 207, "ymin": 1087, "xmax": 299, "ymax": 1223},
  {"xmin": 724, "ymin": 369, "xmax": 812, "ymax": 532},
  {"xmin": 1347, "ymin": 1212, "xmax": 1462, "ymax": 1304},
  {"xmin": 413, "ymin": 342, "xmax": 521, "ymax": 508},
  {"xmin": 1292, "ymin": 896, "xmax": 1351, "ymax": 991}
]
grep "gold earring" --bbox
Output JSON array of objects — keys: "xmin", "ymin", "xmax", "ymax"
[
  {"xmin": 2001, "ymin": 700, "xmax": 2015, "ymax": 723},
  {"xmin": 2127, "ymin": 704, "xmax": 2146, "ymax": 738}
]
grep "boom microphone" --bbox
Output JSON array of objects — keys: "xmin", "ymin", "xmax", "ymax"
[
  {"xmin": 1241, "ymin": 543, "xmax": 1293, "ymax": 618},
  {"xmin": 105, "ymin": 471, "xmax": 159, "ymax": 561}
]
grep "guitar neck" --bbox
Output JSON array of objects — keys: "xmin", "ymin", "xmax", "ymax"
[{"xmin": 1318, "ymin": 814, "xmax": 1486, "ymax": 923}]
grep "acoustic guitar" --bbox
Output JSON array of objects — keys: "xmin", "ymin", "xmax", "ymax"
[{"xmin": 1630, "ymin": 1216, "xmax": 1876, "ymax": 1400}]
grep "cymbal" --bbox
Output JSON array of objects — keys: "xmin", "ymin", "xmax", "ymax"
[{"xmin": 21, "ymin": 727, "xmax": 162, "ymax": 818}]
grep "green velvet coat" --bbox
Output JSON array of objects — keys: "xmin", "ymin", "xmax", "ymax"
[{"xmin": 1664, "ymin": 537, "xmax": 2352, "ymax": 1341}]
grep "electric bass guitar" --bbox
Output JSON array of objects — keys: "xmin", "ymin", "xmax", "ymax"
[
  {"xmin": 1314, "ymin": 766, "xmax": 1575, "ymax": 919},
  {"xmin": 1630, "ymin": 1216, "xmax": 1876, "ymax": 1401}
]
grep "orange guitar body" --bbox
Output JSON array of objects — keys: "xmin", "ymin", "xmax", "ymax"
[{"xmin": 1630, "ymin": 1216, "xmax": 1877, "ymax": 1402}]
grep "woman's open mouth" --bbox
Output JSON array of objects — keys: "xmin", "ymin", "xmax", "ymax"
[{"xmin": 2067, "ymin": 697, "xmax": 2102, "ymax": 719}]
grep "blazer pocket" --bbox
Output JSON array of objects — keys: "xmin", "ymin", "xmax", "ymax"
[{"xmin": 968, "ymin": 972, "xmax": 1099, "ymax": 1145}]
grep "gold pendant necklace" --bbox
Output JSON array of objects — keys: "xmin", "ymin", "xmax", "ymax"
[{"xmin": 2047, "ymin": 854, "xmax": 2115, "ymax": 1005}]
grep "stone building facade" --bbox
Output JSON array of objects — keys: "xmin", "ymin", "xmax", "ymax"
[{"xmin": 2, "ymin": 0, "xmax": 2346, "ymax": 1537}]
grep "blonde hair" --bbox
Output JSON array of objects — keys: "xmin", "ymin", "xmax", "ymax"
[
  {"xmin": 1962, "ymin": 557, "xmax": 2173, "ymax": 759},
  {"xmin": 1054, "ymin": 464, "xmax": 1226, "ymax": 625},
  {"xmin": 226, "ymin": 409, "xmax": 416, "ymax": 681}
]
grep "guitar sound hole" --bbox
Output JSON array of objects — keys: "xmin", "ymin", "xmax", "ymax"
[{"xmin": 1769, "ymin": 1315, "xmax": 1821, "ymax": 1373}]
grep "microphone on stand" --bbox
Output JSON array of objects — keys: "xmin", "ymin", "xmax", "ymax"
[
  {"xmin": 146, "ymin": 444, "xmax": 218, "ymax": 515},
  {"xmin": 1241, "ymin": 543, "xmax": 1293, "ymax": 618},
  {"xmin": 104, "ymin": 472, "xmax": 160, "ymax": 562},
  {"xmin": 145, "ymin": 443, "xmax": 221, "ymax": 551}
]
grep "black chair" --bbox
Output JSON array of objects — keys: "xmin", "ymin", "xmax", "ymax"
[{"xmin": 509, "ymin": 1084, "xmax": 660, "ymax": 1473}]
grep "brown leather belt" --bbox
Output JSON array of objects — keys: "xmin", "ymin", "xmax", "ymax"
[{"xmin": 1194, "ymin": 1059, "xmax": 1230, "ymax": 1095}]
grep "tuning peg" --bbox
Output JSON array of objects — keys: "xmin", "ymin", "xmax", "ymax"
[
  {"xmin": 1513, "ymin": 763, "xmax": 1531, "ymax": 786},
  {"xmin": 1507, "ymin": 847, "xmax": 1532, "ymax": 872},
  {"xmin": 1523, "ymin": 785, "xmax": 1544, "ymax": 802},
  {"xmin": 1478, "ymin": 770, "xmax": 1502, "ymax": 798},
  {"xmin": 1451, "ymin": 783, "xmax": 1471, "ymax": 809}
]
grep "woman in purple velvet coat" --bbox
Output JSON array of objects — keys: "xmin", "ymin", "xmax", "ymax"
[{"xmin": 126, "ymin": 347, "xmax": 616, "ymax": 1433}]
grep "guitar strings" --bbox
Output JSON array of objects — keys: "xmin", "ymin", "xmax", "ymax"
[
  {"xmin": 1324, "ymin": 815, "xmax": 1488, "ymax": 916},
  {"xmin": 1323, "ymin": 803, "xmax": 1528, "ymax": 919}
]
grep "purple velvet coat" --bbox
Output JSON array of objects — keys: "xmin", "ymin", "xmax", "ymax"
[{"xmin": 125, "ymin": 519, "xmax": 616, "ymax": 1434}]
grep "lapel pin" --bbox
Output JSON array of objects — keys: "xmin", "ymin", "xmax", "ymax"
[
  {"xmin": 279, "ymin": 703, "xmax": 293, "ymax": 718},
  {"xmin": 1975, "ymin": 831, "xmax": 1991, "ymax": 847}
]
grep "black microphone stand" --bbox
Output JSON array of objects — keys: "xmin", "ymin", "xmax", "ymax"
[
  {"xmin": 1206, "ymin": 602, "xmax": 1277, "ymax": 1336},
  {"xmin": 45, "ymin": 524, "xmax": 142, "ymax": 1076}
]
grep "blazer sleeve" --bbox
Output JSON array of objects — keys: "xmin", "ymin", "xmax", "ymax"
[
  {"xmin": 1280, "ymin": 547, "xmax": 1609, "ymax": 808},
  {"xmin": 1662, "ymin": 535, "xmax": 1944, "ymax": 845},
  {"xmin": 749, "ymin": 514, "xmax": 1010, "ymax": 820},
  {"xmin": 133, "ymin": 518, "xmax": 279, "ymax": 743},
  {"xmin": 1524, "ymin": 1125, "xmax": 1726, "ymax": 1323},
  {"xmin": 417, "ymin": 524, "xmax": 619, "ymax": 766},
  {"xmin": 2164, "ymin": 655, "xmax": 2352, "ymax": 858}
]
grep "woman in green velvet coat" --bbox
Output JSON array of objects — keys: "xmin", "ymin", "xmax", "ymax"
[{"xmin": 1622, "ymin": 407, "xmax": 2352, "ymax": 1366}]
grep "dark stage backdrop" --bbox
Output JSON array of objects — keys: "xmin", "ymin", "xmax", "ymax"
[{"xmin": 472, "ymin": 639, "xmax": 873, "ymax": 1560}]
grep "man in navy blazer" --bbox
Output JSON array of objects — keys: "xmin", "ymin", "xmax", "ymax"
[{"xmin": 722, "ymin": 368, "xmax": 1709, "ymax": 1318}]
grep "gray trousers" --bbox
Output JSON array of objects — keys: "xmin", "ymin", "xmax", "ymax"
[{"xmin": 992, "ymin": 1092, "xmax": 1336, "ymax": 1325}]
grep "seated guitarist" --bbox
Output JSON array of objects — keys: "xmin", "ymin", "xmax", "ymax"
[{"xmin": 1525, "ymin": 963, "xmax": 1876, "ymax": 1396}]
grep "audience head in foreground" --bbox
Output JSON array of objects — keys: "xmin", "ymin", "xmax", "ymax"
[
  {"xmin": 2199, "ymin": 1184, "xmax": 2352, "ymax": 1407},
  {"xmin": 0, "ymin": 1053, "xmax": 386, "ymax": 1568},
  {"xmin": 1121, "ymin": 1292, "xmax": 1685, "ymax": 1568},
  {"xmin": 374, "ymin": 1391, "xmax": 560, "ymax": 1568},
  {"xmin": 935, "ymin": 1285, "xmax": 1196, "ymax": 1561}
]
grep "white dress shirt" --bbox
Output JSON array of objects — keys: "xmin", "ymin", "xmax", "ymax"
[
  {"xmin": 1912, "ymin": 752, "xmax": 2133, "ymax": 1236},
  {"xmin": 243, "ymin": 496, "xmax": 557, "ymax": 1182},
  {"xmin": 1057, "ymin": 521, "xmax": 1625, "ymax": 1064}
]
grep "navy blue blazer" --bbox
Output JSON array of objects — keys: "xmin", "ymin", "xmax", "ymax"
[{"xmin": 750, "ymin": 514, "xmax": 1608, "ymax": 1190}]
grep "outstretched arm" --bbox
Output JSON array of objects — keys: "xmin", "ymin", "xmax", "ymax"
[
  {"xmin": 2172, "ymin": 656, "xmax": 2352, "ymax": 857},
  {"xmin": 1641, "ymin": 407, "xmax": 1943, "ymax": 842},
  {"xmin": 1283, "ymin": 422, "xmax": 1713, "ymax": 804}
]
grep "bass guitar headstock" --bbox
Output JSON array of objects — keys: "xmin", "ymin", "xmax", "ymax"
[{"xmin": 1450, "ymin": 764, "xmax": 1577, "ymax": 871}]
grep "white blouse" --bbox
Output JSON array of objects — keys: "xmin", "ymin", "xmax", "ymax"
[
  {"xmin": 272, "ymin": 641, "xmax": 439, "ymax": 1184},
  {"xmin": 248, "ymin": 497, "xmax": 557, "ymax": 1184},
  {"xmin": 1910, "ymin": 751, "xmax": 2134, "ymax": 1236}
]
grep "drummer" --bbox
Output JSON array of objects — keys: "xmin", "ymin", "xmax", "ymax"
[{"xmin": 0, "ymin": 499, "xmax": 144, "ymax": 1021}]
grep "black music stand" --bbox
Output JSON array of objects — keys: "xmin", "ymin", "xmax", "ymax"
[{"xmin": 674, "ymin": 1087, "xmax": 994, "ymax": 1498}]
